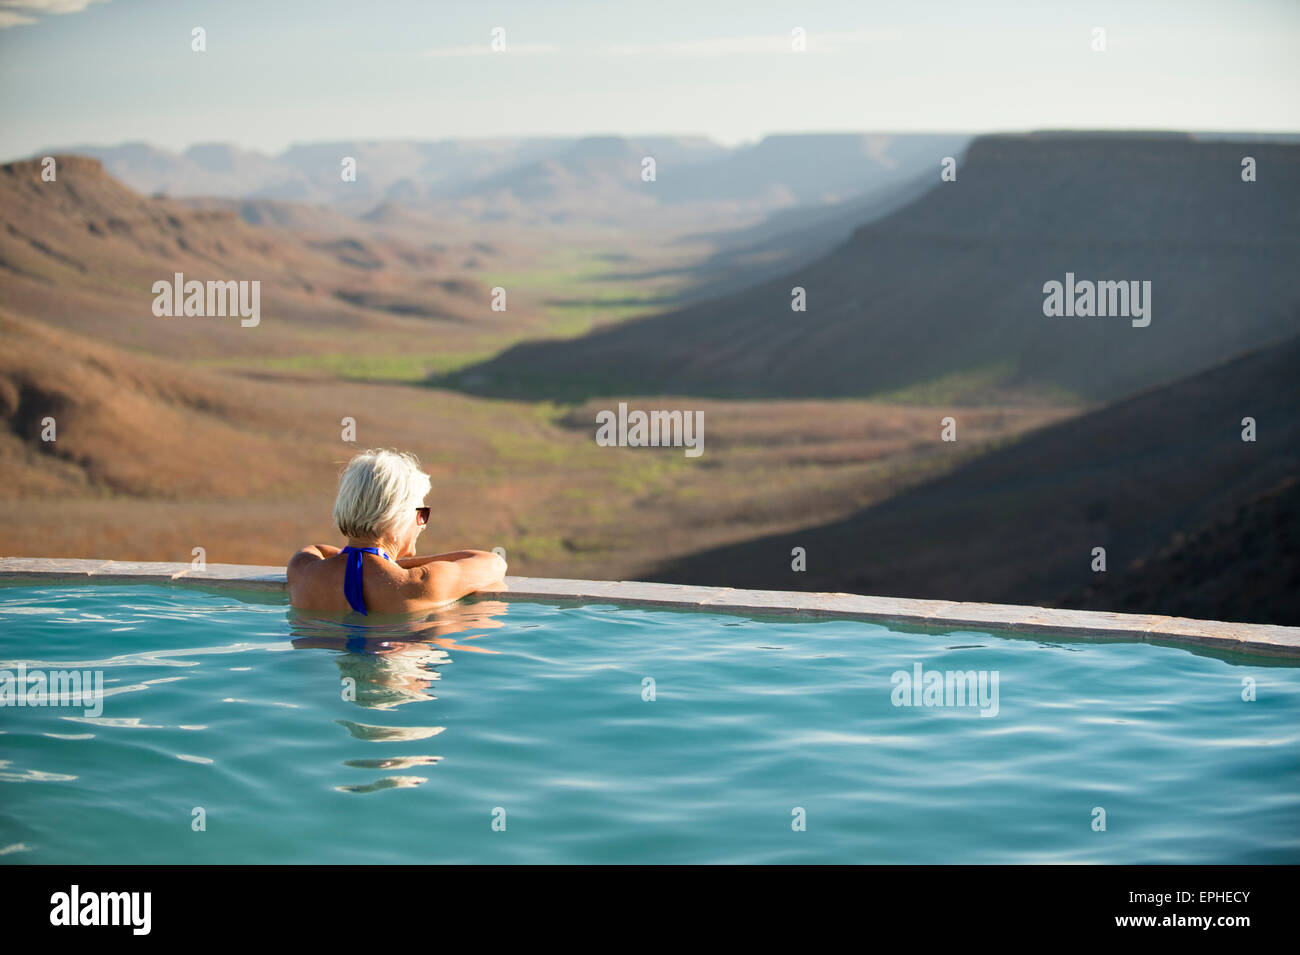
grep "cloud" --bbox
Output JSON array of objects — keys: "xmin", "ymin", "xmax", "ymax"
[
  {"xmin": 602, "ymin": 30, "xmax": 900, "ymax": 57},
  {"xmin": 0, "ymin": 0, "xmax": 109, "ymax": 28},
  {"xmin": 421, "ymin": 29, "xmax": 896, "ymax": 59},
  {"xmin": 0, "ymin": 0, "xmax": 107, "ymax": 12},
  {"xmin": 424, "ymin": 41, "xmax": 559, "ymax": 58}
]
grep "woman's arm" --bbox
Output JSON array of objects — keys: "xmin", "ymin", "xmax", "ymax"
[
  {"xmin": 405, "ymin": 550, "xmax": 508, "ymax": 605},
  {"xmin": 396, "ymin": 549, "xmax": 491, "ymax": 569}
]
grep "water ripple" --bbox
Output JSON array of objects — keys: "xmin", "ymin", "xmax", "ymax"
[{"xmin": 0, "ymin": 585, "xmax": 1296, "ymax": 863}]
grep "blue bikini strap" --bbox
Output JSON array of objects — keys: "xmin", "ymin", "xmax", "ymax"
[{"xmin": 340, "ymin": 546, "xmax": 392, "ymax": 616}]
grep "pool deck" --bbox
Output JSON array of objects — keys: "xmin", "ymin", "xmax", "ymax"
[{"xmin": 2, "ymin": 556, "xmax": 1298, "ymax": 659}]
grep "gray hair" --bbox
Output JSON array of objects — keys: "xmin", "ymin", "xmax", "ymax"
[{"xmin": 332, "ymin": 449, "xmax": 431, "ymax": 543}]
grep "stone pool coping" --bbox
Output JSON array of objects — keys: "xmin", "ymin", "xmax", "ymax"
[{"xmin": 2, "ymin": 556, "xmax": 1298, "ymax": 659}]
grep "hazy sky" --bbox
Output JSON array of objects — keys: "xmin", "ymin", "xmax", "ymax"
[{"xmin": 1, "ymin": 0, "xmax": 1296, "ymax": 158}]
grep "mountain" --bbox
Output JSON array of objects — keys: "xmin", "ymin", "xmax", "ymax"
[
  {"xmin": 43, "ymin": 138, "xmax": 574, "ymax": 203},
  {"xmin": 0, "ymin": 155, "xmax": 507, "ymax": 365},
  {"xmin": 651, "ymin": 133, "xmax": 970, "ymax": 205},
  {"xmin": 658, "ymin": 166, "xmax": 946, "ymax": 301},
  {"xmin": 449, "ymin": 132, "xmax": 969, "ymax": 208},
  {"xmin": 647, "ymin": 336, "xmax": 1300, "ymax": 625},
  {"xmin": 53, "ymin": 141, "xmax": 292, "ymax": 199},
  {"xmin": 30, "ymin": 134, "xmax": 969, "ymax": 223},
  {"xmin": 35, "ymin": 135, "xmax": 731, "ymax": 206},
  {"xmin": 176, "ymin": 195, "xmax": 364, "ymax": 232},
  {"xmin": 1063, "ymin": 474, "xmax": 1299, "ymax": 625},
  {"xmin": 449, "ymin": 133, "xmax": 1300, "ymax": 404},
  {"xmin": 0, "ymin": 308, "xmax": 300, "ymax": 498}
]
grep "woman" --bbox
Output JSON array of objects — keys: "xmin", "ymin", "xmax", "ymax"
[{"xmin": 288, "ymin": 448, "xmax": 507, "ymax": 614}]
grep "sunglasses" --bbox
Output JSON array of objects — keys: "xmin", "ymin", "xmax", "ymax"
[{"xmin": 415, "ymin": 506, "xmax": 430, "ymax": 526}]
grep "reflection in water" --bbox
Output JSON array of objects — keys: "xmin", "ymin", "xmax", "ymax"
[
  {"xmin": 335, "ymin": 720, "xmax": 445, "ymax": 741},
  {"xmin": 288, "ymin": 599, "xmax": 510, "ymax": 708},
  {"xmin": 343, "ymin": 756, "xmax": 442, "ymax": 770},
  {"xmin": 335, "ymin": 776, "xmax": 428, "ymax": 794},
  {"xmin": 286, "ymin": 599, "xmax": 510, "ymax": 793}
]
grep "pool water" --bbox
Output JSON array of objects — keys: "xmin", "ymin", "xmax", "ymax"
[{"xmin": 1, "ymin": 584, "xmax": 1297, "ymax": 864}]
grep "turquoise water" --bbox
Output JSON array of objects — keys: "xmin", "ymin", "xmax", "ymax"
[{"xmin": 1, "ymin": 583, "xmax": 1297, "ymax": 864}]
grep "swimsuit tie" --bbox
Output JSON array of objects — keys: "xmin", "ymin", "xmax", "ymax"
[{"xmin": 340, "ymin": 546, "xmax": 392, "ymax": 615}]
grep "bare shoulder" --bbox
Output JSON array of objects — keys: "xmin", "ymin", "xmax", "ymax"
[
  {"xmin": 286, "ymin": 546, "xmax": 325, "ymax": 579},
  {"xmin": 400, "ymin": 551, "xmax": 506, "ymax": 607},
  {"xmin": 287, "ymin": 547, "xmax": 344, "ymax": 595}
]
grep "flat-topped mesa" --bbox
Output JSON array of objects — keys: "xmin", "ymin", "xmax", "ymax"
[
  {"xmin": 965, "ymin": 129, "xmax": 1197, "ymax": 162},
  {"xmin": 0, "ymin": 153, "xmax": 106, "ymax": 179},
  {"xmin": 0, "ymin": 150, "xmax": 241, "ymax": 233},
  {"xmin": 451, "ymin": 131, "xmax": 1300, "ymax": 403}
]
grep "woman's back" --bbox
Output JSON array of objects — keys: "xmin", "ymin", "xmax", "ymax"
[
  {"xmin": 289, "ymin": 550, "xmax": 411, "ymax": 615},
  {"xmin": 288, "ymin": 545, "xmax": 507, "ymax": 615},
  {"xmin": 287, "ymin": 449, "xmax": 507, "ymax": 615}
]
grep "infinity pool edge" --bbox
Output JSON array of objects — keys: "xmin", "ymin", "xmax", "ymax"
[{"xmin": 1, "ymin": 556, "xmax": 1297, "ymax": 659}]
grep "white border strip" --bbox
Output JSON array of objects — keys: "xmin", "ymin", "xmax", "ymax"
[{"xmin": 1, "ymin": 557, "xmax": 1297, "ymax": 658}]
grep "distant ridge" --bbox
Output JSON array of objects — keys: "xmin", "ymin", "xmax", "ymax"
[
  {"xmin": 450, "ymin": 132, "xmax": 1300, "ymax": 403},
  {"xmin": 28, "ymin": 133, "xmax": 969, "ymax": 218}
]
